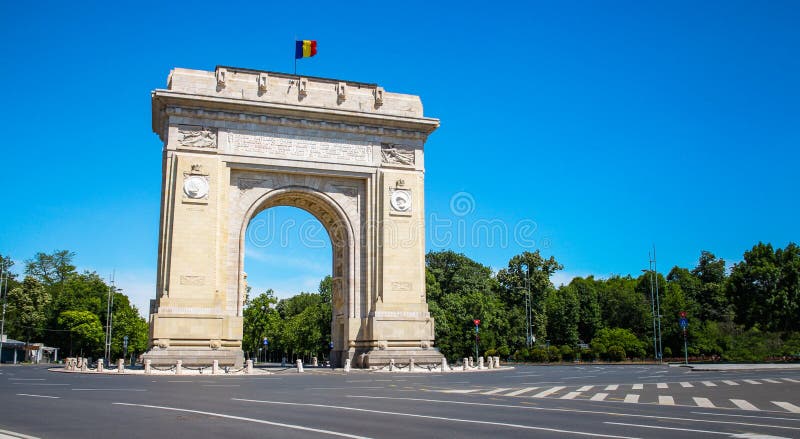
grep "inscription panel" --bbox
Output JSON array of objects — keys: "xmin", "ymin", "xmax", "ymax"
[{"xmin": 227, "ymin": 129, "xmax": 374, "ymax": 165}]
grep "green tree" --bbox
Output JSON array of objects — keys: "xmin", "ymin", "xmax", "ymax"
[
  {"xmin": 6, "ymin": 276, "xmax": 51, "ymax": 341},
  {"xmin": 545, "ymin": 286, "xmax": 579, "ymax": 346},
  {"xmin": 58, "ymin": 310, "xmax": 104, "ymax": 357},
  {"xmin": 591, "ymin": 327, "xmax": 645, "ymax": 360},
  {"xmin": 569, "ymin": 276, "xmax": 603, "ymax": 342}
]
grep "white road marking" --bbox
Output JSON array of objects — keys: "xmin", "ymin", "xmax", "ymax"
[
  {"xmin": 590, "ymin": 393, "xmax": 609, "ymax": 401},
  {"xmin": 8, "ymin": 378, "xmax": 45, "ymax": 381},
  {"xmin": 202, "ymin": 384, "xmax": 240, "ymax": 387},
  {"xmin": 656, "ymin": 383, "xmax": 668, "ymax": 389},
  {"xmin": 604, "ymin": 384, "xmax": 619, "ymax": 391},
  {"xmin": 12, "ymin": 383, "xmax": 68, "ymax": 386},
  {"xmin": 693, "ymin": 397, "xmax": 715, "ymax": 408},
  {"xmin": 722, "ymin": 380, "xmax": 739, "ymax": 386},
  {"xmin": 16, "ymin": 394, "xmax": 60, "ymax": 399},
  {"xmin": 658, "ymin": 396, "xmax": 674, "ymax": 405},
  {"xmin": 702, "ymin": 381, "xmax": 718, "ymax": 387},
  {"xmin": 440, "ymin": 389, "xmax": 481, "ymax": 394},
  {"xmin": 230, "ymin": 398, "xmax": 639, "ymax": 438},
  {"xmin": 113, "ymin": 403, "xmax": 371, "ymax": 438},
  {"xmin": 772, "ymin": 401, "xmax": 800, "ymax": 413},
  {"xmin": 561, "ymin": 392, "xmax": 582, "ymax": 400},
  {"xmin": 0, "ymin": 428, "xmax": 39, "ymax": 439},
  {"xmin": 72, "ymin": 388, "xmax": 146, "ymax": 391},
  {"xmin": 481, "ymin": 388, "xmax": 511, "ymax": 395},
  {"xmin": 347, "ymin": 396, "xmax": 800, "ymax": 432},
  {"xmin": 631, "ymin": 384, "xmax": 643, "ymax": 390},
  {"xmin": 577, "ymin": 386, "xmax": 594, "ymax": 392},
  {"xmin": 692, "ymin": 411, "xmax": 800, "ymax": 422},
  {"xmin": 680, "ymin": 381, "xmax": 694, "ymax": 388},
  {"xmin": 763, "ymin": 379, "xmax": 781, "ymax": 384},
  {"xmin": 782, "ymin": 378, "xmax": 800, "ymax": 383},
  {"xmin": 504, "ymin": 387, "xmax": 539, "ymax": 397},
  {"xmin": 743, "ymin": 379, "xmax": 761, "ymax": 385},
  {"xmin": 605, "ymin": 422, "xmax": 791, "ymax": 438},
  {"xmin": 731, "ymin": 399, "xmax": 759, "ymax": 411},
  {"xmin": 624, "ymin": 394, "xmax": 639, "ymax": 403},
  {"xmin": 167, "ymin": 380, "xmax": 193, "ymax": 383},
  {"xmin": 531, "ymin": 386, "xmax": 566, "ymax": 398}
]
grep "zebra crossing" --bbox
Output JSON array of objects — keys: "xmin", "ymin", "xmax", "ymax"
[{"xmin": 437, "ymin": 377, "xmax": 800, "ymax": 413}]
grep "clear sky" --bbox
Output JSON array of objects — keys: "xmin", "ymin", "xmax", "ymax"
[{"xmin": 1, "ymin": 1, "xmax": 798, "ymax": 317}]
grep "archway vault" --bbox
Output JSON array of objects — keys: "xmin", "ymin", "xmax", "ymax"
[{"xmin": 143, "ymin": 66, "xmax": 443, "ymax": 368}]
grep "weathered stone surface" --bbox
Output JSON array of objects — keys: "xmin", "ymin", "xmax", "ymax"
[{"xmin": 142, "ymin": 66, "xmax": 443, "ymax": 368}]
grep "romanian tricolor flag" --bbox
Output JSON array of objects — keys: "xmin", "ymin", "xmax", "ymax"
[{"xmin": 295, "ymin": 40, "xmax": 318, "ymax": 59}]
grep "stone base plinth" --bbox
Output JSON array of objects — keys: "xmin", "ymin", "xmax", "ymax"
[
  {"xmin": 141, "ymin": 347, "xmax": 243, "ymax": 368},
  {"xmin": 362, "ymin": 348, "xmax": 444, "ymax": 368}
]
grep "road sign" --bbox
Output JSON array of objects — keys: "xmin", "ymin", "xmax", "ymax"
[
  {"xmin": 679, "ymin": 317, "xmax": 688, "ymax": 329},
  {"xmin": 679, "ymin": 311, "xmax": 687, "ymax": 318},
  {"xmin": 473, "ymin": 319, "xmax": 481, "ymax": 326},
  {"xmin": 123, "ymin": 335, "xmax": 129, "ymax": 347},
  {"xmin": 329, "ymin": 341, "xmax": 334, "ymax": 349},
  {"xmin": 263, "ymin": 337, "xmax": 269, "ymax": 346}
]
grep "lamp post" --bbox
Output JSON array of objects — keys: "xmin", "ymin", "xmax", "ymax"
[
  {"xmin": 104, "ymin": 277, "xmax": 122, "ymax": 365},
  {"xmin": 641, "ymin": 248, "xmax": 663, "ymax": 363},
  {"xmin": 520, "ymin": 263, "xmax": 534, "ymax": 349},
  {"xmin": 0, "ymin": 260, "xmax": 8, "ymax": 361}
]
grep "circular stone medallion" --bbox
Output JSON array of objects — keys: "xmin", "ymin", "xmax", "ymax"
[
  {"xmin": 390, "ymin": 189, "xmax": 412, "ymax": 212},
  {"xmin": 183, "ymin": 175, "xmax": 209, "ymax": 199}
]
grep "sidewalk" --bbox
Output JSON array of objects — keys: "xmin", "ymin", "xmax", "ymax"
[{"xmin": 687, "ymin": 363, "xmax": 800, "ymax": 371}]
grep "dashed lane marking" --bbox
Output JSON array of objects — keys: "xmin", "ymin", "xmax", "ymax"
[
  {"xmin": 772, "ymin": 402, "xmax": 800, "ymax": 413},
  {"xmin": 658, "ymin": 396, "xmax": 674, "ymax": 405},
  {"xmin": 693, "ymin": 397, "xmax": 715, "ymax": 408},
  {"xmin": 440, "ymin": 389, "xmax": 481, "ymax": 394},
  {"xmin": 783, "ymin": 378, "xmax": 800, "ymax": 383},
  {"xmin": 561, "ymin": 392, "xmax": 582, "ymax": 400},
  {"xmin": 730, "ymin": 399, "xmax": 759, "ymax": 411},
  {"xmin": 701, "ymin": 381, "xmax": 717, "ymax": 387},
  {"xmin": 679, "ymin": 382, "xmax": 694, "ymax": 388},
  {"xmin": 722, "ymin": 380, "xmax": 739, "ymax": 386},
  {"xmin": 504, "ymin": 387, "xmax": 540, "ymax": 397},
  {"xmin": 532, "ymin": 386, "xmax": 566, "ymax": 398},
  {"xmin": 16, "ymin": 394, "xmax": 60, "ymax": 399},
  {"xmin": 743, "ymin": 380, "xmax": 761, "ymax": 385},
  {"xmin": 590, "ymin": 393, "xmax": 609, "ymax": 401},
  {"xmin": 763, "ymin": 379, "xmax": 782, "ymax": 384},
  {"xmin": 624, "ymin": 394, "xmax": 639, "ymax": 403}
]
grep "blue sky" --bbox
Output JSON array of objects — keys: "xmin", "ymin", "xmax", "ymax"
[{"xmin": 1, "ymin": 1, "xmax": 798, "ymax": 316}]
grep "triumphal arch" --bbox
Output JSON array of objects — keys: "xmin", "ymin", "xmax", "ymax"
[{"xmin": 142, "ymin": 66, "xmax": 443, "ymax": 368}]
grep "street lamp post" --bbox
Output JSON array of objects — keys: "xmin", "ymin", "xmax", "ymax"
[
  {"xmin": 521, "ymin": 263, "xmax": 534, "ymax": 349},
  {"xmin": 0, "ymin": 260, "xmax": 8, "ymax": 362},
  {"xmin": 104, "ymin": 275, "xmax": 122, "ymax": 365},
  {"xmin": 642, "ymin": 247, "xmax": 663, "ymax": 364}
]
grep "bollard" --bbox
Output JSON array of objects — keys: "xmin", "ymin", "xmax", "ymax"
[
  {"xmin": 463, "ymin": 358, "xmax": 468, "ymax": 371},
  {"xmin": 176, "ymin": 360, "xmax": 183, "ymax": 375},
  {"xmin": 469, "ymin": 357, "xmax": 474, "ymax": 368},
  {"xmin": 478, "ymin": 357, "xmax": 484, "ymax": 369},
  {"xmin": 344, "ymin": 358, "xmax": 351, "ymax": 373},
  {"xmin": 441, "ymin": 357, "xmax": 448, "ymax": 372},
  {"xmin": 281, "ymin": 356, "xmax": 286, "ymax": 368},
  {"xmin": 96, "ymin": 359, "xmax": 104, "ymax": 373},
  {"xmin": 212, "ymin": 360, "xmax": 219, "ymax": 375},
  {"xmin": 246, "ymin": 359, "xmax": 253, "ymax": 374},
  {"xmin": 296, "ymin": 359, "xmax": 304, "ymax": 373},
  {"xmin": 312, "ymin": 357, "xmax": 318, "ymax": 367},
  {"xmin": 80, "ymin": 358, "xmax": 88, "ymax": 372},
  {"xmin": 487, "ymin": 356, "xmax": 494, "ymax": 369},
  {"xmin": 144, "ymin": 359, "xmax": 152, "ymax": 374},
  {"xmin": 389, "ymin": 358, "xmax": 395, "ymax": 371},
  {"xmin": 117, "ymin": 359, "xmax": 125, "ymax": 373},
  {"xmin": 409, "ymin": 358, "xmax": 415, "ymax": 372},
  {"xmin": 494, "ymin": 356, "xmax": 500, "ymax": 368}
]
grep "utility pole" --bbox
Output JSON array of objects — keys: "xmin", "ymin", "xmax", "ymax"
[
  {"xmin": 653, "ymin": 246, "xmax": 663, "ymax": 363},
  {"xmin": 0, "ymin": 260, "xmax": 8, "ymax": 361},
  {"xmin": 645, "ymin": 248, "xmax": 663, "ymax": 363},
  {"xmin": 104, "ymin": 271, "xmax": 120, "ymax": 365},
  {"xmin": 522, "ymin": 263, "xmax": 534, "ymax": 348}
]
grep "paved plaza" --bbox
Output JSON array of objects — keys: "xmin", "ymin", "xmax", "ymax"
[{"xmin": 1, "ymin": 364, "xmax": 799, "ymax": 438}]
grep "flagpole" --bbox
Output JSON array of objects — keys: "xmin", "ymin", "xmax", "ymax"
[{"xmin": 293, "ymin": 35, "xmax": 297, "ymax": 75}]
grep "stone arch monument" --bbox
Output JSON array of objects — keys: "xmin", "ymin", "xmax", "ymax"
[{"xmin": 142, "ymin": 66, "xmax": 443, "ymax": 368}]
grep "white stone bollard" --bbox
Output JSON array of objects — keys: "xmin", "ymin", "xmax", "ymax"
[
  {"xmin": 441, "ymin": 357, "xmax": 448, "ymax": 372},
  {"xmin": 117, "ymin": 359, "xmax": 125, "ymax": 373},
  {"xmin": 80, "ymin": 358, "xmax": 88, "ymax": 372},
  {"xmin": 176, "ymin": 360, "xmax": 182, "ymax": 375},
  {"xmin": 344, "ymin": 358, "xmax": 351, "ymax": 372},
  {"xmin": 245, "ymin": 359, "xmax": 253, "ymax": 374},
  {"xmin": 409, "ymin": 358, "xmax": 415, "ymax": 372},
  {"xmin": 478, "ymin": 357, "xmax": 484, "ymax": 369},
  {"xmin": 468, "ymin": 357, "xmax": 474, "ymax": 368},
  {"xmin": 312, "ymin": 357, "xmax": 318, "ymax": 367},
  {"xmin": 463, "ymin": 358, "xmax": 469, "ymax": 371},
  {"xmin": 389, "ymin": 359, "xmax": 395, "ymax": 371},
  {"xmin": 96, "ymin": 359, "xmax": 104, "ymax": 373},
  {"xmin": 144, "ymin": 359, "xmax": 152, "ymax": 374},
  {"xmin": 494, "ymin": 356, "xmax": 500, "ymax": 368},
  {"xmin": 296, "ymin": 359, "xmax": 304, "ymax": 373},
  {"xmin": 212, "ymin": 360, "xmax": 219, "ymax": 375}
]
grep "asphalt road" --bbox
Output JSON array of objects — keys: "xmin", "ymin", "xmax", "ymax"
[{"xmin": 1, "ymin": 363, "xmax": 799, "ymax": 438}]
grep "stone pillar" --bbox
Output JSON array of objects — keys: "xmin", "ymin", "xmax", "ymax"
[
  {"xmin": 478, "ymin": 357, "xmax": 484, "ymax": 369},
  {"xmin": 409, "ymin": 358, "xmax": 415, "ymax": 371},
  {"xmin": 344, "ymin": 358, "xmax": 351, "ymax": 373},
  {"xmin": 389, "ymin": 359, "xmax": 395, "ymax": 371},
  {"xmin": 212, "ymin": 360, "xmax": 219, "ymax": 375},
  {"xmin": 312, "ymin": 357, "xmax": 318, "ymax": 367},
  {"xmin": 494, "ymin": 356, "xmax": 500, "ymax": 368},
  {"xmin": 80, "ymin": 358, "xmax": 88, "ymax": 372},
  {"xmin": 468, "ymin": 357, "xmax": 474, "ymax": 368},
  {"xmin": 96, "ymin": 359, "xmax": 104, "ymax": 373},
  {"xmin": 117, "ymin": 359, "xmax": 125, "ymax": 373},
  {"xmin": 296, "ymin": 359, "xmax": 304, "ymax": 373},
  {"xmin": 281, "ymin": 357, "xmax": 286, "ymax": 368},
  {"xmin": 463, "ymin": 358, "xmax": 468, "ymax": 371},
  {"xmin": 245, "ymin": 359, "xmax": 253, "ymax": 374},
  {"xmin": 487, "ymin": 357, "xmax": 494, "ymax": 369},
  {"xmin": 144, "ymin": 359, "xmax": 152, "ymax": 374},
  {"xmin": 441, "ymin": 357, "xmax": 448, "ymax": 372},
  {"xmin": 175, "ymin": 360, "xmax": 182, "ymax": 375}
]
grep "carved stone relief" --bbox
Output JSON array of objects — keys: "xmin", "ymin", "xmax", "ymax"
[
  {"xmin": 178, "ymin": 125, "xmax": 217, "ymax": 148},
  {"xmin": 381, "ymin": 143, "xmax": 414, "ymax": 166}
]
